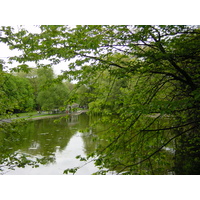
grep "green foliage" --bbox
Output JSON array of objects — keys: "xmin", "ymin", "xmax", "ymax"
[
  {"xmin": 0, "ymin": 71, "xmax": 35, "ymax": 115},
  {"xmin": 63, "ymin": 167, "xmax": 79, "ymax": 175},
  {"xmin": 35, "ymin": 67, "xmax": 70, "ymax": 111},
  {"xmin": 37, "ymin": 83, "xmax": 69, "ymax": 111},
  {"xmin": 1, "ymin": 25, "xmax": 200, "ymax": 174},
  {"xmin": 12, "ymin": 67, "xmax": 72, "ymax": 112}
]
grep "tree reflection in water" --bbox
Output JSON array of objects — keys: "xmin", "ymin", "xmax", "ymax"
[{"xmin": 1, "ymin": 113, "xmax": 99, "ymax": 175}]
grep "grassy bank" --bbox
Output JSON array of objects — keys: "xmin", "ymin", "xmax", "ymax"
[
  {"xmin": 8, "ymin": 110, "xmax": 88, "ymax": 121},
  {"xmin": 9, "ymin": 111, "xmax": 67, "ymax": 120}
]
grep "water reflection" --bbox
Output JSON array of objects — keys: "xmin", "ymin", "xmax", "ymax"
[{"xmin": 2, "ymin": 113, "xmax": 99, "ymax": 175}]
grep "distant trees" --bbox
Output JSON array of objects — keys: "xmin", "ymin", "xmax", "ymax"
[
  {"xmin": 12, "ymin": 67, "xmax": 71, "ymax": 113},
  {"xmin": 0, "ymin": 66, "xmax": 72, "ymax": 117},
  {"xmin": 37, "ymin": 83, "xmax": 69, "ymax": 112},
  {"xmin": 0, "ymin": 71, "xmax": 34, "ymax": 115},
  {"xmin": 35, "ymin": 67, "xmax": 70, "ymax": 112},
  {"xmin": 15, "ymin": 68, "xmax": 40, "ymax": 109}
]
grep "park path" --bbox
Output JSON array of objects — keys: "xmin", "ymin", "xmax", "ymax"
[{"xmin": 0, "ymin": 110, "xmax": 88, "ymax": 123}]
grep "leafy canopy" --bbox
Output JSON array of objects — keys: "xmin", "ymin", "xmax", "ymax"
[{"xmin": 1, "ymin": 25, "xmax": 200, "ymax": 174}]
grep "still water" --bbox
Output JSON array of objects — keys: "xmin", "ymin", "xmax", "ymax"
[{"xmin": 2, "ymin": 113, "xmax": 100, "ymax": 175}]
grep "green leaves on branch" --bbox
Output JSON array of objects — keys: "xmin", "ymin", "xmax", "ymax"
[
  {"xmin": 1, "ymin": 25, "xmax": 200, "ymax": 174},
  {"xmin": 63, "ymin": 167, "xmax": 79, "ymax": 175}
]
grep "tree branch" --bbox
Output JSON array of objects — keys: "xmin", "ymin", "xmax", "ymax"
[
  {"xmin": 141, "ymin": 120, "xmax": 200, "ymax": 132},
  {"xmin": 157, "ymin": 42, "xmax": 197, "ymax": 90},
  {"xmin": 75, "ymin": 52, "xmax": 126, "ymax": 69},
  {"xmin": 117, "ymin": 125, "xmax": 197, "ymax": 174},
  {"xmin": 149, "ymin": 70, "xmax": 189, "ymax": 85}
]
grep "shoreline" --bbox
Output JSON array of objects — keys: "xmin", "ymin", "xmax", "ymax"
[
  {"xmin": 29, "ymin": 114, "xmax": 67, "ymax": 121},
  {"xmin": 29, "ymin": 110, "xmax": 88, "ymax": 120},
  {"xmin": 1, "ymin": 110, "xmax": 88, "ymax": 123}
]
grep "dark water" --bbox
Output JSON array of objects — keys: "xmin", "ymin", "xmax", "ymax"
[{"xmin": 2, "ymin": 113, "xmax": 100, "ymax": 175}]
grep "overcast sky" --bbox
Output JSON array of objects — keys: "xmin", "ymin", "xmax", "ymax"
[{"xmin": 0, "ymin": 26, "xmax": 69, "ymax": 75}]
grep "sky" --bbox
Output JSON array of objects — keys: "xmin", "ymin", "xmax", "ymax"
[
  {"xmin": 0, "ymin": 26, "xmax": 69, "ymax": 75},
  {"xmin": 1, "ymin": 3, "xmax": 198, "ymax": 75},
  {"xmin": 0, "ymin": 43, "xmax": 69, "ymax": 75}
]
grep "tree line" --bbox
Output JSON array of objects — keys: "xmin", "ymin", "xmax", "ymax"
[{"xmin": 0, "ymin": 66, "xmax": 75, "ymax": 115}]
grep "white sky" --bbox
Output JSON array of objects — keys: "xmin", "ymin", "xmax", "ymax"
[
  {"xmin": 0, "ymin": 26, "xmax": 69, "ymax": 75},
  {"xmin": 1, "ymin": 3, "xmax": 198, "ymax": 75},
  {"xmin": 0, "ymin": 43, "xmax": 69, "ymax": 75}
]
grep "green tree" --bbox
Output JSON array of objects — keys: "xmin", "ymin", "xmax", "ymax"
[
  {"xmin": 13, "ymin": 68, "xmax": 39, "ymax": 110},
  {"xmin": 37, "ymin": 83, "xmax": 69, "ymax": 112},
  {"xmin": 1, "ymin": 25, "xmax": 200, "ymax": 174},
  {"xmin": 35, "ymin": 67, "xmax": 70, "ymax": 112},
  {"xmin": 0, "ymin": 71, "xmax": 34, "ymax": 115},
  {"xmin": 14, "ymin": 67, "xmax": 71, "ymax": 112}
]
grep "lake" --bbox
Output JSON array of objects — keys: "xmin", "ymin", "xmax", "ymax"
[
  {"xmin": 1, "ymin": 112, "xmax": 175, "ymax": 175},
  {"xmin": 1, "ymin": 113, "xmax": 102, "ymax": 175}
]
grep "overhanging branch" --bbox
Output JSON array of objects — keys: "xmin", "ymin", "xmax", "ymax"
[{"xmin": 117, "ymin": 125, "xmax": 198, "ymax": 174}]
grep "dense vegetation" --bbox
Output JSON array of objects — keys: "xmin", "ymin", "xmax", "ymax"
[
  {"xmin": 0, "ymin": 25, "xmax": 200, "ymax": 174},
  {"xmin": 0, "ymin": 66, "xmax": 71, "ymax": 115}
]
